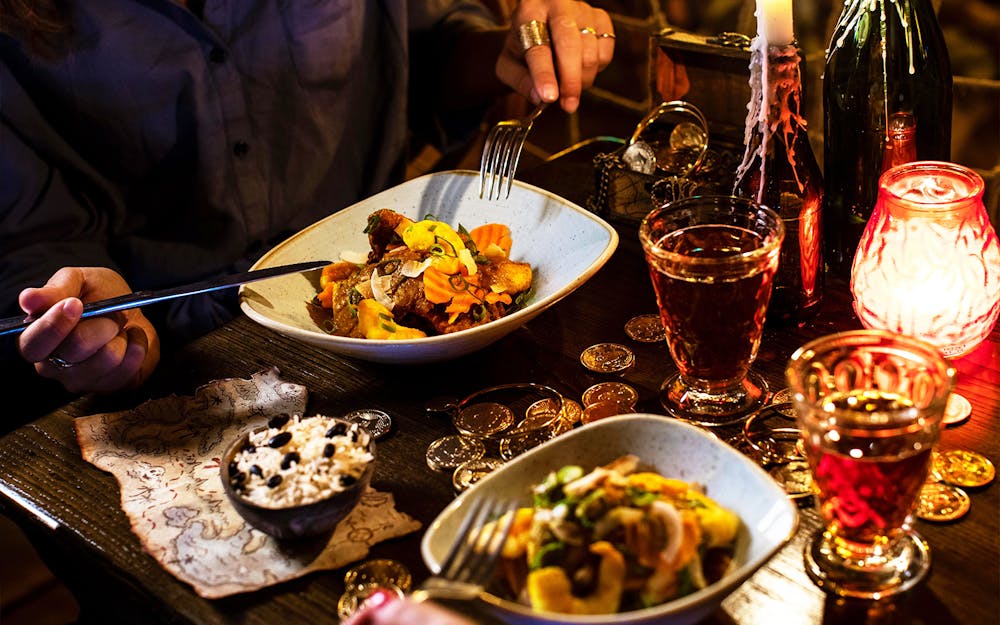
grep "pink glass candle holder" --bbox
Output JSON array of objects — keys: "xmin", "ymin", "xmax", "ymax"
[{"xmin": 851, "ymin": 161, "xmax": 1000, "ymax": 357}]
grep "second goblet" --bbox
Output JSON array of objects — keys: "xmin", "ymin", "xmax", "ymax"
[{"xmin": 639, "ymin": 195, "xmax": 784, "ymax": 426}]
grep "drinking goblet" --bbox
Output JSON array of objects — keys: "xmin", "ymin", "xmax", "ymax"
[
  {"xmin": 786, "ymin": 330, "xmax": 955, "ymax": 598},
  {"xmin": 639, "ymin": 195, "xmax": 784, "ymax": 426}
]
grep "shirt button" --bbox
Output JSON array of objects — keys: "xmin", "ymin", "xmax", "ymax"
[
  {"xmin": 233, "ymin": 141, "xmax": 250, "ymax": 157},
  {"xmin": 209, "ymin": 47, "xmax": 227, "ymax": 64}
]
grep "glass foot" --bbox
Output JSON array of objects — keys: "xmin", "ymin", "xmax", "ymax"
[
  {"xmin": 658, "ymin": 370, "xmax": 769, "ymax": 427},
  {"xmin": 803, "ymin": 528, "xmax": 931, "ymax": 599}
]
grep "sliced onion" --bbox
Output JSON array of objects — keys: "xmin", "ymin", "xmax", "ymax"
[
  {"xmin": 370, "ymin": 273, "xmax": 395, "ymax": 310},
  {"xmin": 401, "ymin": 258, "xmax": 432, "ymax": 278},
  {"xmin": 339, "ymin": 250, "xmax": 369, "ymax": 264},
  {"xmin": 458, "ymin": 248, "xmax": 477, "ymax": 275},
  {"xmin": 650, "ymin": 499, "xmax": 684, "ymax": 566}
]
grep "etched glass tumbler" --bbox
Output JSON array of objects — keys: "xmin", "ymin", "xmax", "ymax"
[
  {"xmin": 640, "ymin": 196, "xmax": 784, "ymax": 427},
  {"xmin": 786, "ymin": 330, "xmax": 955, "ymax": 598}
]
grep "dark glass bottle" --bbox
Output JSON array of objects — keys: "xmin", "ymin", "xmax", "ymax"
[
  {"xmin": 734, "ymin": 41, "xmax": 824, "ymax": 324},
  {"xmin": 880, "ymin": 112, "xmax": 917, "ymax": 173},
  {"xmin": 822, "ymin": 0, "xmax": 952, "ymax": 275}
]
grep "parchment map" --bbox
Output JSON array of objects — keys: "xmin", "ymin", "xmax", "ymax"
[{"xmin": 74, "ymin": 368, "xmax": 421, "ymax": 598}]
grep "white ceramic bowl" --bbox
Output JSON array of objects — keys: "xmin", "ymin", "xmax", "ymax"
[
  {"xmin": 239, "ymin": 170, "xmax": 618, "ymax": 364},
  {"xmin": 421, "ymin": 414, "xmax": 799, "ymax": 625}
]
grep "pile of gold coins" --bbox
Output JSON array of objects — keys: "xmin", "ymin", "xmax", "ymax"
[
  {"xmin": 424, "ymin": 379, "xmax": 641, "ymax": 493},
  {"xmin": 336, "ymin": 558, "xmax": 412, "ymax": 619},
  {"xmin": 916, "ymin": 449, "xmax": 995, "ymax": 522}
]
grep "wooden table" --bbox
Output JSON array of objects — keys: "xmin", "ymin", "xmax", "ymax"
[{"xmin": 1, "ymin": 144, "xmax": 997, "ymax": 625}]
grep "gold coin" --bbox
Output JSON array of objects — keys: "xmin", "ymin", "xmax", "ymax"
[
  {"xmin": 933, "ymin": 449, "xmax": 996, "ymax": 488},
  {"xmin": 581, "ymin": 400, "xmax": 632, "ymax": 424},
  {"xmin": 344, "ymin": 559, "xmax": 413, "ymax": 593},
  {"xmin": 581, "ymin": 382, "xmax": 639, "ymax": 409},
  {"xmin": 580, "ymin": 343, "xmax": 636, "ymax": 373},
  {"xmin": 343, "ymin": 408, "xmax": 393, "ymax": 439},
  {"xmin": 453, "ymin": 401, "xmax": 515, "ymax": 437},
  {"xmin": 337, "ymin": 584, "xmax": 404, "ymax": 620},
  {"xmin": 425, "ymin": 435, "xmax": 486, "ymax": 472},
  {"xmin": 916, "ymin": 481, "xmax": 970, "ymax": 522},
  {"xmin": 452, "ymin": 457, "xmax": 504, "ymax": 493},
  {"xmin": 559, "ymin": 398, "xmax": 583, "ymax": 426},
  {"xmin": 943, "ymin": 393, "xmax": 972, "ymax": 426},
  {"xmin": 499, "ymin": 428, "xmax": 553, "ymax": 461},
  {"xmin": 521, "ymin": 398, "xmax": 562, "ymax": 430},
  {"xmin": 768, "ymin": 461, "xmax": 814, "ymax": 500},
  {"xmin": 624, "ymin": 314, "xmax": 666, "ymax": 343}
]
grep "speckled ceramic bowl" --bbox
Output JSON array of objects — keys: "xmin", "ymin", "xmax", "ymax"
[
  {"xmin": 239, "ymin": 170, "xmax": 618, "ymax": 364},
  {"xmin": 221, "ymin": 416, "xmax": 375, "ymax": 540},
  {"xmin": 421, "ymin": 414, "xmax": 799, "ymax": 625}
]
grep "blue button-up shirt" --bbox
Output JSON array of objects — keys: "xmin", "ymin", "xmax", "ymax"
[{"xmin": 0, "ymin": 0, "xmax": 494, "ymax": 341}]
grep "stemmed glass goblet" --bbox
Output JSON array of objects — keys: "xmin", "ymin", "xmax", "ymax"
[
  {"xmin": 786, "ymin": 330, "xmax": 955, "ymax": 598},
  {"xmin": 639, "ymin": 195, "xmax": 784, "ymax": 427}
]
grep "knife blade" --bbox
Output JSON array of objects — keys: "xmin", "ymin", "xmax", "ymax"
[{"xmin": 0, "ymin": 260, "xmax": 331, "ymax": 337}]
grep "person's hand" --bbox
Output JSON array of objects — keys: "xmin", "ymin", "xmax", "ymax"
[
  {"xmin": 342, "ymin": 590, "xmax": 477, "ymax": 625},
  {"xmin": 17, "ymin": 267, "xmax": 160, "ymax": 393},
  {"xmin": 495, "ymin": 0, "xmax": 615, "ymax": 114}
]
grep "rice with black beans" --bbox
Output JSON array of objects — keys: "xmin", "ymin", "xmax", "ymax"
[{"xmin": 229, "ymin": 414, "xmax": 373, "ymax": 508}]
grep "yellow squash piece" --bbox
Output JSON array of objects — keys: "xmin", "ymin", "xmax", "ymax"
[
  {"xmin": 527, "ymin": 541, "xmax": 626, "ymax": 615},
  {"xmin": 356, "ymin": 299, "xmax": 426, "ymax": 340}
]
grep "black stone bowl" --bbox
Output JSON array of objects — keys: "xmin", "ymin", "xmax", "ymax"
[{"xmin": 220, "ymin": 417, "xmax": 375, "ymax": 540}]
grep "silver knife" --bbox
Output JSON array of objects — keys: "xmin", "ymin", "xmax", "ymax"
[{"xmin": 0, "ymin": 260, "xmax": 330, "ymax": 337}]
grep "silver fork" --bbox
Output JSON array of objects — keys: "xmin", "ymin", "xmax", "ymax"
[
  {"xmin": 412, "ymin": 497, "xmax": 517, "ymax": 603},
  {"xmin": 479, "ymin": 102, "xmax": 549, "ymax": 201}
]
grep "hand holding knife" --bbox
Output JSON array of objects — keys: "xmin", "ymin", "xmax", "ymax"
[{"xmin": 0, "ymin": 260, "xmax": 330, "ymax": 337}]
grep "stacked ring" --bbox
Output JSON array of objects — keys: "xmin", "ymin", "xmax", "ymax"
[
  {"xmin": 518, "ymin": 19, "xmax": 550, "ymax": 52},
  {"xmin": 598, "ymin": 32, "xmax": 616, "ymax": 39},
  {"xmin": 580, "ymin": 26, "xmax": 597, "ymax": 35},
  {"xmin": 47, "ymin": 355, "xmax": 75, "ymax": 369}
]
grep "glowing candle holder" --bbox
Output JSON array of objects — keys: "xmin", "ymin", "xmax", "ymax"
[{"xmin": 851, "ymin": 161, "xmax": 1000, "ymax": 358}]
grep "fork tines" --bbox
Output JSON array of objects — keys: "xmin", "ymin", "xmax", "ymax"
[
  {"xmin": 438, "ymin": 497, "xmax": 516, "ymax": 585},
  {"xmin": 479, "ymin": 103, "xmax": 548, "ymax": 201}
]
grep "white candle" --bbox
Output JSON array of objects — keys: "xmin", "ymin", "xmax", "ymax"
[{"xmin": 756, "ymin": 0, "xmax": 794, "ymax": 45}]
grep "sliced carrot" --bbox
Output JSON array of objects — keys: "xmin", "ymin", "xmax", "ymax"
[
  {"xmin": 424, "ymin": 266, "xmax": 482, "ymax": 304},
  {"xmin": 317, "ymin": 283, "xmax": 336, "ymax": 308},
  {"xmin": 485, "ymin": 292, "xmax": 512, "ymax": 305},
  {"xmin": 445, "ymin": 290, "xmax": 483, "ymax": 315},
  {"xmin": 423, "ymin": 266, "xmax": 457, "ymax": 304},
  {"xmin": 469, "ymin": 223, "xmax": 512, "ymax": 257}
]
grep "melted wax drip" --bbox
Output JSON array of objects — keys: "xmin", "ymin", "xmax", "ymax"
[{"xmin": 734, "ymin": 37, "xmax": 809, "ymax": 203}]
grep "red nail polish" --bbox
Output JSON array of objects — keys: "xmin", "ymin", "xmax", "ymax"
[{"xmin": 361, "ymin": 587, "xmax": 399, "ymax": 611}]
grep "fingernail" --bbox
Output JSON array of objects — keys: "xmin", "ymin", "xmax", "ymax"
[
  {"xmin": 563, "ymin": 96, "xmax": 579, "ymax": 112},
  {"xmin": 542, "ymin": 85, "xmax": 558, "ymax": 102},
  {"xmin": 360, "ymin": 587, "xmax": 399, "ymax": 611},
  {"xmin": 62, "ymin": 298, "xmax": 83, "ymax": 318}
]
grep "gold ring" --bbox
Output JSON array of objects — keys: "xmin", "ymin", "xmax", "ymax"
[
  {"xmin": 598, "ymin": 32, "xmax": 616, "ymax": 39},
  {"xmin": 518, "ymin": 19, "xmax": 550, "ymax": 52},
  {"xmin": 580, "ymin": 26, "xmax": 597, "ymax": 36},
  {"xmin": 47, "ymin": 355, "xmax": 75, "ymax": 369}
]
